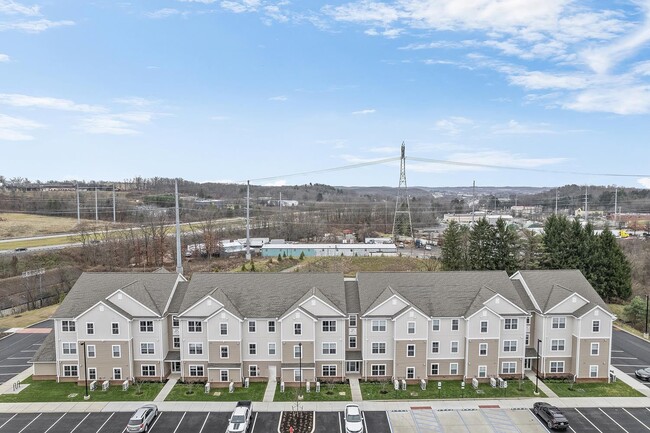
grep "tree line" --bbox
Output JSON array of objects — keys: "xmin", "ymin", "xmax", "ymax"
[{"xmin": 440, "ymin": 214, "xmax": 632, "ymax": 302}]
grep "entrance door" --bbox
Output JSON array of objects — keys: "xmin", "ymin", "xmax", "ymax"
[
  {"xmin": 524, "ymin": 359, "xmax": 532, "ymax": 370},
  {"xmin": 346, "ymin": 361, "xmax": 360, "ymax": 373},
  {"xmin": 171, "ymin": 361, "xmax": 181, "ymax": 373},
  {"xmin": 269, "ymin": 365, "xmax": 277, "ymax": 381}
]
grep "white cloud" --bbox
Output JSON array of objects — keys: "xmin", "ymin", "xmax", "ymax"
[
  {"xmin": 178, "ymin": 0, "xmax": 217, "ymax": 3},
  {"xmin": 508, "ymin": 71, "xmax": 590, "ymax": 90},
  {"xmin": 221, "ymin": 0, "xmax": 260, "ymax": 13},
  {"xmin": 269, "ymin": 95, "xmax": 288, "ymax": 101},
  {"xmin": 352, "ymin": 108, "xmax": 376, "ymax": 115},
  {"xmin": 0, "ymin": 53, "xmax": 8, "ymax": 62},
  {"xmin": 638, "ymin": 177, "xmax": 650, "ymax": 188},
  {"xmin": 434, "ymin": 116, "xmax": 473, "ymax": 135},
  {"xmin": 113, "ymin": 96, "xmax": 158, "ymax": 107},
  {"xmin": 146, "ymin": 8, "xmax": 181, "ymax": 19},
  {"xmin": 368, "ymin": 146, "xmax": 397, "ymax": 154},
  {"xmin": 79, "ymin": 112, "xmax": 156, "ymax": 135},
  {"xmin": 0, "ymin": 113, "xmax": 42, "ymax": 141},
  {"xmin": 0, "ymin": 93, "xmax": 104, "ymax": 112},
  {"xmin": 564, "ymin": 86, "xmax": 650, "ymax": 115},
  {"xmin": 491, "ymin": 119, "xmax": 555, "ymax": 134},
  {"xmin": 0, "ymin": 0, "xmax": 40, "ymax": 16},
  {"xmin": 365, "ymin": 27, "xmax": 402, "ymax": 38},
  {"xmin": 0, "ymin": 19, "xmax": 74, "ymax": 33},
  {"xmin": 211, "ymin": 115, "xmax": 231, "ymax": 121}
]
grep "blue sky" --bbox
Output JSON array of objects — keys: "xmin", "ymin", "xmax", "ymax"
[{"xmin": 1, "ymin": 0, "xmax": 650, "ymax": 188}]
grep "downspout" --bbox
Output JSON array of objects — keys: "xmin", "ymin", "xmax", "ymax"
[
  {"xmin": 128, "ymin": 319, "xmax": 134, "ymax": 381},
  {"xmin": 159, "ymin": 318, "xmax": 164, "ymax": 382}
]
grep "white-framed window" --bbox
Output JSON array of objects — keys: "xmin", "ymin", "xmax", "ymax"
[
  {"xmin": 111, "ymin": 322, "xmax": 119, "ymax": 335},
  {"xmin": 371, "ymin": 342, "xmax": 386, "ymax": 354},
  {"xmin": 268, "ymin": 320, "xmax": 276, "ymax": 332},
  {"xmin": 249, "ymin": 365, "xmax": 258, "ymax": 377},
  {"xmin": 501, "ymin": 362, "xmax": 516, "ymax": 374},
  {"xmin": 220, "ymin": 370, "xmax": 229, "ymax": 382},
  {"xmin": 406, "ymin": 367, "xmax": 415, "ymax": 379},
  {"xmin": 61, "ymin": 320, "xmax": 75, "ymax": 332},
  {"xmin": 113, "ymin": 367, "xmax": 122, "ymax": 380},
  {"xmin": 63, "ymin": 365, "xmax": 78, "ymax": 377},
  {"xmin": 371, "ymin": 364, "xmax": 386, "ymax": 376},
  {"xmin": 591, "ymin": 342, "xmax": 599, "ymax": 356},
  {"xmin": 189, "ymin": 365, "xmax": 204, "ymax": 376},
  {"xmin": 172, "ymin": 316, "xmax": 179, "ymax": 327},
  {"xmin": 503, "ymin": 340, "xmax": 517, "ymax": 352},
  {"xmin": 349, "ymin": 315, "xmax": 357, "ymax": 327},
  {"xmin": 141, "ymin": 365, "xmax": 156, "ymax": 377},
  {"xmin": 249, "ymin": 321, "xmax": 256, "ymax": 333},
  {"xmin": 407, "ymin": 321, "xmax": 416, "ymax": 334},
  {"xmin": 140, "ymin": 320, "xmax": 154, "ymax": 333},
  {"xmin": 62, "ymin": 342, "xmax": 77, "ymax": 355},
  {"xmin": 407, "ymin": 344, "xmax": 415, "ymax": 357},
  {"xmin": 112, "ymin": 345, "xmax": 121, "ymax": 358},
  {"xmin": 432, "ymin": 319, "xmax": 440, "ymax": 331},
  {"xmin": 526, "ymin": 316, "xmax": 531, "ymax": 325},
  {"xmin": 551, "ymin": 339, "xmax": 565, "ymax": 351},
  {"xmin": 188, "ymin": 343, "xmax": 203, "ymax": 355},
  {"xmin": 88, "ymin": 367, "xmax": 97, "ymax": 380},
  {"xmin": 550, "ymin": 361, "xmax": 565, "ymax": 373},
  {"xmin": 294, "ymin": 369, "xmax": 302, "ymax": 381},
  {"xmin": 450, "ymin": 363, "xmax": 458, "ymax": 375},
  {"xmin": 431, "ymin": 364, "xmax": 439, "ymax": 375},
  {"xmin": 371, "ymin": 320, "xmax": 387, "ymax": 332},
  {"xmin": 86, "ymin": 322, "xmax": 94, "ymax": 335},
  {"xmin": 249, "ymin": 343, "xmax": 257, "ymax": 355},
  {"xmin": 87, "ymin": 344, "xmax": 96, "ymax": 358},
  {"xmin": 268, "ymin": 343, "xmax": 276, "ymax": 355},
  {"xmin": 220, "ymin": 323, "xmax": 228, "ymax": 335},
  {"xmin": 504, "ymin": 318, "xmax": 518, "ymax": 330},
  {"xmin": 592, "ymin": 320, "xmax": 600, "ymax": 333},
  {"xmin": 322, "ymin": 320, "xmax": 336, "ymax": 332},
  {"xmin": 451, "ymin": 341, "xmax": 459, "ymax": 353},
  {"xmin": 480, "ymin": 320, "xmax": 488, "ymax": 333},
  {"xmin": 293, "ymin": 345, "xmax": 302, "ymax": 359},
  {"xmin": 140, "ymin": 342, "xmax": 155, "ymax": 355},
  {"xmin": 322, "ymin": 365, "xmax": 337, "ymax": 376},
  {"xmin": 552, "ymin": 317, "xmax": 566, "ymax": 329},
  {"xmin": 188, "ymin": 321, "xmax": 202, "ymax": 332},
  {"xmin": 525, "ymin": 333, "xmax": 530, "ymax": 346},
  {"xmin": 349, "ymin": 336, "xmax": 357, "ymax": 349},
  {"xmin": 451, "ymin": 319, "xmax": 459, "ymax": 331},
  {"xmin": 173, "ymin": 336, "xmax": 180, "ymax": 349},
  {"xmin": 220, "ymin": 346, "xmax": 229, "ymax": 358},
  {"xmin": 322, "ymin": 342, "xmax": 337, "ymax": 355},
  {"xmin": 479, "ymin": 343, "xmax": 488, "ymax": 356},
  {"xmin": 589, "ymin": 365, "xmax": 598, "ymax": 378},
  {"xmin": 294, "ymin": 323, "xmax": 302, "ymax": 335},
  {"xmin": 478, "ymin": 365, "xmax": 487, "ymax": 378},
  {"xmin": 431, "ymin": 341, "xmax": 439, "ymax": 354}
]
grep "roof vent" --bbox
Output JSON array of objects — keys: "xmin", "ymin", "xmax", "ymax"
[
  {"xmin": 409, "ymin": 311, "xmax": 414, "ymax": 318},
  {"xmin": 495, "ymin": 298, "xmax": 500, "ymax": 304},
  {"xmin": 207, "ymin": 299, "xmax": 212, "ymax": 306},
  {"xmin": 296, "ymin": 312, "xmax": 301, "ymax": 319},
  {"xmin": 99, "ymin": 305, "xmax": 104, "ymax": 312},
  {"xmin": 572, "ymin": 296, "xmax": 577, "ymax": 303},
  {"xmin": 311, "ymin": 299, "xmax": 316, "ymax": 306},
  {"xmin": 118, "ymin": 293, "xmax": 123, "ymax": 300},
  {"xmin": 392, "ymin": 299, "xmax": 397, "ymax": 305},
  {"xmin": 221, "ymin": 312, "xmax": 226, "ymax": 319},
  {"xmin": 594, "ymin": 310, "xmax": 599, "ymax": 316}
]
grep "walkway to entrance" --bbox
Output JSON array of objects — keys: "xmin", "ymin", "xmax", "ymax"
[
  {"xmin": 154, "ymin": 373, "xmax": 180, "ymax": 402},
  {"xmin": 349, "ymin": 377, "xmax": 362, "ymax": 401},
  {"xmin": 263, "ymin": 376, "xmax": 277, "ymax": 402}
]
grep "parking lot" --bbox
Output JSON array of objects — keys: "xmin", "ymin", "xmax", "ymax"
[
  {"xmin": 612, "ymin": 329, "xmax": 650, "ymax": 389},
  {"xmin": 0, "ymin": 407, "xmax": 648, "ymax": 433}
]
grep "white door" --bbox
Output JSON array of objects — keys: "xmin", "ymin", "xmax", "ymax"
[{"xmin": 268, "ymin": 365, "xmax": 277, "ymax": 381}]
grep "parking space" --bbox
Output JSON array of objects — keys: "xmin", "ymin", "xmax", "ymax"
[
  {"xmin": 612, "ymin": 329, "xmax": 650, "ymax": 388},
  {"xmin": 252, "ymin": 412, "xmax": 279, "ymax": 433},
  {"xmin": 550, "ymin": 407, "xmax": 650, "ymax": 433},
  {"xmin": 314, "ymin": 411, "xmax": 341, "ymax": 433},
  {"xmin": 363, "ymin": 411, "xmax": 391, "ymax": 433},
  {"xmin": 149, "ymin": 411, "xmax": 185, "ymax": 433}
]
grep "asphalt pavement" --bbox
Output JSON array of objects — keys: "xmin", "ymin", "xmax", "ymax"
[
  {"xmin": 612, "ymin": 329, "xmax": 650, "ymax": 387},
  {"xmin": 0, "ymin": 320, "xmax": 52, "ymax": 385}
]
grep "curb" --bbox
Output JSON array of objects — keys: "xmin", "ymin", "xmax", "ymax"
[{"xmin": 613, "ymin": 324, "xmax": 650, "ymax": 343}]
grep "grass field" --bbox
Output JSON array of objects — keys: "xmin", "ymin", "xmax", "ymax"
[
  {"xmin": 274, "ymin": 383, "xmax": 351, "ymax": 401},
  {"xmin": 0, "ymin": 213, "xmax": 92, "ymax": 239},
  {"xmin": 296, "ymin": 256, "xmax": 441, "ymax": 276},
  {"xmin": 0, "ymin": 376, "xmax": 164, "ymax": 402},
  {"xmin": 0, "ymin": 303, "xmax": 59, "ymax": 328},
  {"xmin": 165, "ymin": 381, "xmax": 267, "ymax": 401},
  {"xmin": 542, "ymin": 378, "xmax": 644, "ymax": 397}
]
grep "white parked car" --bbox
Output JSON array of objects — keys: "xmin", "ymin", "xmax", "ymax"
[
  {"xmin": 126, "ymin": 404, "xmax": 158, "ymax": 432},
  {"xmin": 345, "ymin": 404, "xmax": 364, "ymax": 433}
]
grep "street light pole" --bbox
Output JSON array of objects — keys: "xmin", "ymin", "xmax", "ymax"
[
  {"xmin": 535, "ymin": 339, "xmax": 541, "ymax": 395},
  {"xmin": 299, "ymin": 342, "xmax": 303, "ymax": 399},
  {"xmin": 80, "ymin": 342, "xmax": 89, "ymax": 399},
  {"xmin": 645, "ymin": 294, "xmax": 649, "ymax": 339}
]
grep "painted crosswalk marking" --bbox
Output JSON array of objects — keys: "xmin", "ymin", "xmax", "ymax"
[
  {"xmin": 481, "ymin": 409, "xmax": 521, "ymax": 433},
  {"xmin": 411, "ymin": 408, "xmax": 444, "ymax": 433}
]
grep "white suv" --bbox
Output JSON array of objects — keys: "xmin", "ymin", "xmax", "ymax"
[
  {"xmin": 127, "ymin": 404, "xmax": 158, "ymax": 432},
  {"xmin": 345, "ymin": 404, "xmax": 364, "ymax": 433}
]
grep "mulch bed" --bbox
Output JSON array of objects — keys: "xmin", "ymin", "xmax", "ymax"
[{"xmin": 279, "ymin": 411, "xmax": 314, "ymax": 433}]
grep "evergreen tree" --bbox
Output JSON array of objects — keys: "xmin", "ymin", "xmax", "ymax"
[
  {"xmin": 492, "ymin": 218, "xmax": 519, "ymax": 274},
  {"xmin": 588, "ymin": 229, "xmax": 632, "ymax": 301},
  {"xmin": 468, "ymin": 218, "xmax": 495, "ymax": 270},
  {"xmin": 623, "ymin": 296, "xmax": 647, "ymax": 327},
  {"xmin": 441, "ymin": 221, "xmax": 466, "ymax": 270},
  {"xmin": 519, "ymin": 229, "xmax": 543, "ymax": 270},
  {"xmin": 542, "ymin": 214, "xmax": 574, "ymax": 268}
]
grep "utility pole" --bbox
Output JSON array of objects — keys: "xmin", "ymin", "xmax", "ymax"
[
  {"xmin": 472, "ymin": 180, "xmax": 475, "ymax": 224},
  {"xmin": 392, "ymin": 142, "xmax": 414, "ymax": 242},
  {"xmin": 95, "ymin": 187, "xmax": 98, "ymax": 221},
  {"xmin": 246, "ymin": 180, "xmax": 251, "ymax": 261},
  {"xmin": 76, "ymin": 184, "xmax": 81, "ymax": 224},
  {"xmin": 584, "ymin": 185, "xmax": 589, "ymax": 222},
  {"xmin": 555, "ymin": 189, "xmax": 558, "ymax": 215},
  {"xmin": 614, "ymin": 187, "xmax": 618, "ymax": 225},
  {"xmin": 112, "ymin": 185, "xmax": 116, "ymax": 223},
  {"xmin": 645, "ymin": 294, "xmax": 649, "ymax": 339},
  {"xmin": 175, "ymin": 180, "xmax": 183, "ymax": 275}
]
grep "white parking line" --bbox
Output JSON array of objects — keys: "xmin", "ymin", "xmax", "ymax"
[
  {"xmin": 171, "ymin": 412, "xmax": 186, "ymax": 433},
  {"xmin": 250, "ymin": 413, "xmax": 258, "ymax": 433},
  {"xmin": 0, "ymin": 365, "xmax": 32, "ymax": 368},
  {"xmin": 615, "ymin": 365, "xmax": 648, "ymax": 368},
  {"xmin": 18, "ymin": 413, "xmax": 41, "ymax": 433},
  {"xmin": 528, "ymin": 409, "xmax": 553, "ymax": 433},
  {"xmin": 44, "ymin": 413, "xmax": 66, "ymax": 433},
  {"xmin": 611, "ymin": 357, "xmax": 638, "ymax": 360},
  {"xmin": 96, "ymin": 412, "xmax": 114, "ymax": 433},
  {"xmin": 69, "ymin": 413, "xmax": 90, "ymax": 433},
  {"xmin": 338, "ymin": 411, "xmax": 343, "ymax": 433},
  {"xmin": 362, "ymin": 412, "xmax": 370, "ymax": 433},
  {"xmin": 149, "ymin": 412, "xmax": 163, "ymax": 432},
  {"xmin": 599, "ymin": 409, "xmax": 629, "ymax": 433},
  {"xmin": 575, "ymin": 409, "xmax": 603, "ymax": 433},
  {"xmin": 612, "ymin": 350, "xmax": 625, "ymax": 353},
  {"xmin": 0, "ymin": 414, "xmax": 17, "ymax": 430},
  {"xmin": 7, "ymin": 357, "xmax": 32, "ymax": 360},
  {"xmin": 386, "ymin": 411, "xmax": 394, "ymax": 433},
  {"xmin": 622, "ymin": 408, "xmax": 650, "ymax": 432},
  {"xmin": 198, "ymin": 413, "xmax": 210, "ymax": 433},
  {"xmin": 20, "ymin": 350, "xmax": 37, "ymax": 353}
]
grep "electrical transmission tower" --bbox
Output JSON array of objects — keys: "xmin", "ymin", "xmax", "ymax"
[{"xmin": 392, "ymin": 142, "xmax": 414, "ymax": 242}]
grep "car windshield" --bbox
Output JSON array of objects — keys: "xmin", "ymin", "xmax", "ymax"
[
  {"xmin": 231, "ymin": 415, "xmax": 246, "ymax": 423},
  {"xmin": 643, "ymin": 368, "xmax": 650, "ymax": 373},
  {"xmin": 128, "ymin": 419, "xmax": 143, "ymax": 426},
  {"xmin": 347, "ymin": 413, "xmax": 362, "ymax": 422}
]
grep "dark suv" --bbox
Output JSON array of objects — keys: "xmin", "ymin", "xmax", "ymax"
[{"xmin": 533, "ymin": 402, "xmax": 569, "ymax": 430}]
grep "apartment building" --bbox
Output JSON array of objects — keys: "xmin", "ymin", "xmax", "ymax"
[{"xmin": 32, "ymin": 269, "xmax": 614, "ymax": 385}]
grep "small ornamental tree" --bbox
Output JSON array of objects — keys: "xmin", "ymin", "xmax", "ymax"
[{"xmin": 624, "ymin": 296, "xmax": 647, "ymax": 327}]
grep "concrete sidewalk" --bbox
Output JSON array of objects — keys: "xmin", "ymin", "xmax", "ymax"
[
  {"xmin": 0, "ymin": 366, "xmax": 33, "ymax": 395},
  {"xmin": 349, "ymin": 377, "xmax": 362, "ymax": 402},
  {"xmin": 525, "ymin": 370, "xmax": 558, "ymax": 398},
  {"xmin": 612, "ymin": 366, "xmax": 650, "ymax": 397},
  {"xmin": 153, "ymin": 374, "xmax": 179, "ymax": 402}
]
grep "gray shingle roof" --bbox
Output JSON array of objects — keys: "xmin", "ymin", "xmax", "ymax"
[
  {"xmin": 357, "ymin": 271, "xmax": 528, "ymax": 317},
  {"xmin": 30, "ymin": 332, "xmax": 55, "ymax": 363},
  {"xmin": 52, "ymin": 272, "xmax": 180, "ymax": 318},
  {"xmin": 344, "ymin": 280, "xmax": 361, "ymax": 313},
  {"xmin": 511, "ymin": 279, "xmax": 538, "ymax": 312},
  {"xmin": 517, "ymin": 270, "xmax": 611, "ymax": 315},
  {"xmin": 167, "ymin": 281, "xmax": 189, "ymax": 314},
  {"xmin": 182, "ymin": 273, "xmax": 346, "ymax": 318}
]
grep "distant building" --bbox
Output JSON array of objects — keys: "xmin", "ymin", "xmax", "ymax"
[
  {"xmin": 364, "ymin": 237, "xmax": 394, "ymax": 244},
  {"xmin": 261, "ymin": 243, "xmax": 397, "ymax": 257},
  {"xmin": 510, "ymin": 206, "xmax": 542, "ymax": 216}
]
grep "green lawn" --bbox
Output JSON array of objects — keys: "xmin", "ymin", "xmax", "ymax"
[
  {"xmin": 165, "ymin": 381, "xmax": 267, "ymax": 401},
  {"xmin": 542, "ymin": 378, "xmax": 644, "ymax": 397},
  {"xmin": 0, "ymin": 377, "xmax": 164, "ymax": 403},
  {"xmin": 274, "ymin": 383, "xmax": 351, "ymax": 402},
  {"xmin": 360, "ymin": 378, "xmax": 544, "ymax": 400}
]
